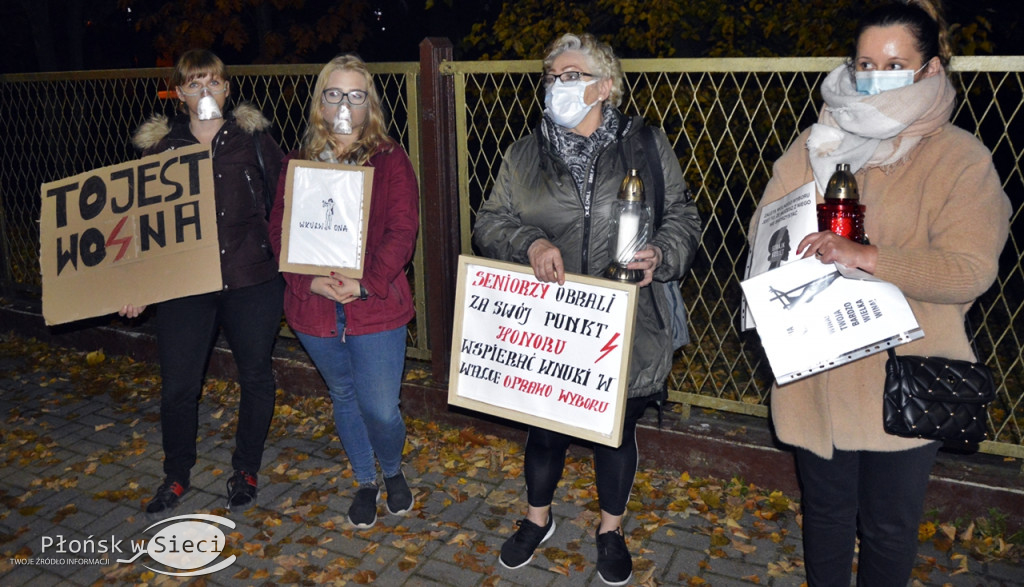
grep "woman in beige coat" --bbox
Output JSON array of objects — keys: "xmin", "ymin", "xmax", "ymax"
[{"xmin": 750, "ymin": 1, "xmax": 1010, "ymax": 585}]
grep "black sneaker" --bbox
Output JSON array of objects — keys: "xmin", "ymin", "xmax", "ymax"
[
  {"xmin": 226, "ymin": 470, "xmax": 258, "ymax": 510},
  {"xmin": 384, "ymin": 471, "xmax": 413, "ymax": 515},
  {"xmin": 145, "ymin": 479, "xmax": 188, "ymax": 518},
  {"xmin": 348, "ymin": 485, "xmax": 380, "ymax": 528},
  {"xmin": 498, "ymin": 514, "xmax": 556, "ymax": 569},
  {"xmin": 596, "ymin": 527, "xmax": 632, "ymax": 586}
]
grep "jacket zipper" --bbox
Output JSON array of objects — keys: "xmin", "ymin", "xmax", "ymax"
[{"xmin": 244, "ymin": 169, "xmax": 259, "ymax": 211}]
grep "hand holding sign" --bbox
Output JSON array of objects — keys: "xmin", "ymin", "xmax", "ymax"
[{"xmin": 449, "ymin": 255, "xmax": 639, "ymax": 447}]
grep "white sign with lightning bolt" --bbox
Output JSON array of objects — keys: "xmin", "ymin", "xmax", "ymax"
[{"xmin": 448, "ymin": 255, "xmax": 639, "ymax": 447}]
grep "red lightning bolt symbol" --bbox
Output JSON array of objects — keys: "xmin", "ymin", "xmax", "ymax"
[
  {"xmin": 105, "ymin": 216, "xmax": 132, "ymax": 262},
  {"xmin": 595, "ymin": 332, "xmax": 621, "ymax": 364}
]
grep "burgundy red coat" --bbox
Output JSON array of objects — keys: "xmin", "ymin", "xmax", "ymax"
[{"xmin": 268, "ymin": 143, "xmax": 419, "ymax": 337}]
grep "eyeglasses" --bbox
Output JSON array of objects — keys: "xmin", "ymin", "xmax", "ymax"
[
  {"xmin": 322, "ymin": 88, "xmax": 368, "ymax": 106},
  {"xmin": 178, "ymin": 81, "xmax": 227, "ymax": 96},
  {"xmin": 542, "ymin": 71, "xmax": 596, "ymax": 86}
]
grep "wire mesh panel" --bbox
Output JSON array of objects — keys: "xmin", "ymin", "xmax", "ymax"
[
  {"xmin": 449, "ymin": 56, "xmax": 1024, "ymax": 456},
  {"xmin": 2, "ymin": 57, "xmax": 1022, "ymax": 454},
  {"xmin": 0, "ymin": 63, "xmax": 428, "ymax": 359}
]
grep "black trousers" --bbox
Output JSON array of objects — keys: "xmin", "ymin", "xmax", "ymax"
[
  {"xmin": 155, "ymin": 276, "xmax": 284, "ymax": 483},
  {"xmin": 795, "ymin": 443, "xmax": 940, "ymax": 587},
  {"xmin": 524, "ymin": 395, "xmax": 650, "ymax": 516}
]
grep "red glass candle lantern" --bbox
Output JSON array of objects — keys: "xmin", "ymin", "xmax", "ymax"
[{"xmin": 817, "ymin": 163, "xmax": 866, "ymax": 244}]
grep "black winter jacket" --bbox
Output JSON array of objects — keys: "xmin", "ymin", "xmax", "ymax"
[{"xmin": 132, "ymin": 103, "xmax": 284, "ymax": 290}]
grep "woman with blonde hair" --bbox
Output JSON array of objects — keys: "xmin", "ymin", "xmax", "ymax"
[
  {"xmin": 751, "ymin": 1, "xmax": 1010, "ymax": 584},
  {"xmin": 269, "ymin": 54, "xmax": 419, "ymax": 528}
]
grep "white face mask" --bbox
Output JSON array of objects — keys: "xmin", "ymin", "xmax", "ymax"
[
  {"xmin": 196, "ymin": 89, "xmax": 223, "ymax": 121},
  {"xmin": 544, "ymin": 79, "xmax": 598, "ymax": 129},
  {"xmin": 855, "ymin": 63, "xmax": 927, "ymax": 95},
  {"xmin": 333, "ymin": 104, "xmax": 353, "ymax": 135}
]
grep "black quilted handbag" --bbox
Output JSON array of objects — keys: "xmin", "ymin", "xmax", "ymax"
[{"xmin": 882, "ymin": 348, "xmax": 996, "ymax": 445}]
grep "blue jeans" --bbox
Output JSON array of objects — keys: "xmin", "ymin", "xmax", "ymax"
[
  {"xmin": 295, "ymin": 305, "xmax": 407, "ymax": 485},
  {"xmin": 155, "ymin": 276, "xmax": 285, "ymax": 482}
]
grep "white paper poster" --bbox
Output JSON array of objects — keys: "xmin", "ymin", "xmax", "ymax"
[
  {"xmin": 288, "ymin": 166, "xmax": 365, "ymax": 269},
  {"xmin": 278, "ymin": 160, "xmax": 373, "ymax": 279},
  {"xmin": 448, "ymin": 256, "xmax": 639, "ymax": 446},
  {"xmin": 741, "ymin": 257, "xmax": 922, "ymax": 384},
  {"xmin": 742, "ymin": 181, "xmax": 818, "ymax": 330}
]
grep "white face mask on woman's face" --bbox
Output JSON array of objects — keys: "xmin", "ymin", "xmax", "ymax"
[
  {"xmin": 544, "ymin": 79, "xmax": 598, "ymax": 128},
  {"xmin": 855, "ymin": 63, "xmax": 928, "ymax": 95}
]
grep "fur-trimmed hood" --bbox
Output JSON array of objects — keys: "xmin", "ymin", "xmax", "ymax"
[{"xmin": 131, "ymin": 102, "xmax": 272, "ymax": 151}]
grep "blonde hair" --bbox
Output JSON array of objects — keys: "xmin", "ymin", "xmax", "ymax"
[
  {"xmin": 542, "ymin": 33, "xmax": 625, "ymax": 107},
  {"xmin": 301, "ymin": 54, "xmax": 393, "ymax": 165},
  {"xmin": 171, "ymin": 49, "xmax": 229, "ymax": 114}
]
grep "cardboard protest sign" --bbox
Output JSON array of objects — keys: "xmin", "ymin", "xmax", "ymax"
[
  {"xmin": 40, "ymin": 144, "xmax": 221, "ymax": 326},
  {"xmin": 448, "ymin": 255, "xmax": 639, "ymax": 447},
  {"xmin": 279, "ymin": 160, "xmax": 373, "ymax": 279},
  {"xmin": 741, "ymin": 257, "xmax": 923, "ymax": 384}
]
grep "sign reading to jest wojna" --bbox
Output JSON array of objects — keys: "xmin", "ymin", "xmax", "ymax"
[
  {"xmin": 448, "ymin": 255, "xmax": 639, "ymax": 447},
  {"xmin": 40, "ymin": 144, "xmax": 221, "ymax": 325}
]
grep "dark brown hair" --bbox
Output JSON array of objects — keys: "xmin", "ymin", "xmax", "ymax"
[{"xmin": 852, "ymin": 0, "xmax": 951, "ymax": 70}]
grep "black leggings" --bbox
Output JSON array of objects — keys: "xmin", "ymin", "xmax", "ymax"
[{"xmin": 524, "ymin": 395, "xmax": 650, "ymax": 516}]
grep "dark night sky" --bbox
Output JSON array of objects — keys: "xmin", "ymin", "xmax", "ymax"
[{"xmin": 0, "ymin": 1, "xmax": 1020, "ymax": 75}]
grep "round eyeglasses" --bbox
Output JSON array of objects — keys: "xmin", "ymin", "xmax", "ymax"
[
  {"xmin": 542, "ymin": 71, "xmax": 596, "ymax": 86},
  {"xmin": 322, "ymin": 89, "xmax": 368, "ymax": 106}
]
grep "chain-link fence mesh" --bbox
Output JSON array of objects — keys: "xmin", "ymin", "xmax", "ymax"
[
  {"xmin": 448, "ymin": 56, "xmax": 1024, "ymax": 456},
  {"xmin": 2, "ymin": 56, "xmax": 1022, "ymax": 454},
  {"xmin": 0, "ymin": 64, "xmax": 428, "ymax": 359}
]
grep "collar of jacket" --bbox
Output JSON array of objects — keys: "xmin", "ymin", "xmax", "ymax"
[
  {"xmin": 534, "ymin": 108, "xmax": 634, "ymax": 174},
  {"xmin": 131, "ymin": 102, "xmax": 271, "ymax": 151}
]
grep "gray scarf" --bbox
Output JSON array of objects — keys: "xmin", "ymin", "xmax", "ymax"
[{"xmin": 541, "ymin": 103, "xmax": 622, "ymax": 198}]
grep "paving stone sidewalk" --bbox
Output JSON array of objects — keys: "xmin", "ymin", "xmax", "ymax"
[{"xmin": 0, "ymin": 334, "xmax": 1020, "ymax": 586}]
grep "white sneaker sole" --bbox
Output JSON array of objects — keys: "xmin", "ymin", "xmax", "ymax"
[{"xmin": 498, "ymin": 518, "xmax": 556, "ymax": 570}]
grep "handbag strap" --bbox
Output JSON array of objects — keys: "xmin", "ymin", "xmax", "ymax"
[
  {"xmin": 639, "ymin": 125, "xmax": 666, "ymax": 229},
  {"xmin": 253, "ymin": 132, "xmax": 273, "ymax": 219}
]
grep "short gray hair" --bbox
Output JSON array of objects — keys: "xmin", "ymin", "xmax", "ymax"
[{"xmin": 542, "ymin": 33, "xmax": 624, "ymax": 107}]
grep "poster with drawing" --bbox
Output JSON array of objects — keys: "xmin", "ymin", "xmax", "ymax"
[
  {"xmin": 40, "ymin": 144, "xmax": 221, "ymax": 326},
  {"xmin": 742, "ymin": 181, "xmax": 818, "ymax": 330},
  {"xmin": 279, "ymin": 160, "xmax": 373, "ymax": 278},
  {"xmin": 741, "ymin": 257, "xmax": 922, "ymax": 384},
  {"xmin": 448, "ymin": 255, "xmax": 639, "ymax": 447}
]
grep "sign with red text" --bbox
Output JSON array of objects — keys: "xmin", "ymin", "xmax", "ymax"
[
  {"xmin": 40, "ymin": 144, "xmax": 220, "ymax": 325},
  {"xmin": 448, "ymin": 255, "xmax": 639, "ymax": 446},
  {"xmin": 278, "ymin": 160, "xmax": 373, "ymax": 279}
]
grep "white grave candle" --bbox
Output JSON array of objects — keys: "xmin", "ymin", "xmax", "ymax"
[{"xmin": 615, "ymin": 210, "xmax": 640, "ymax": 263}]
